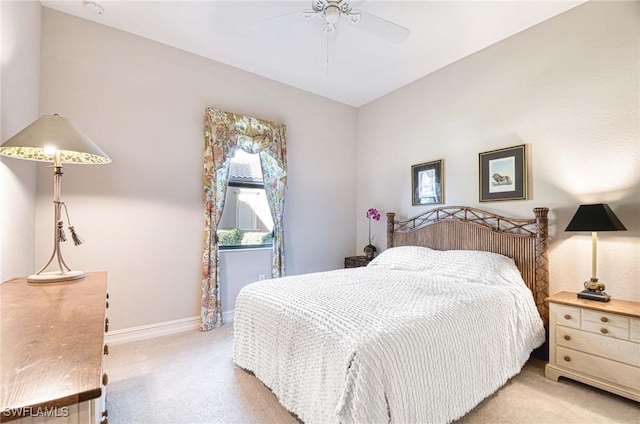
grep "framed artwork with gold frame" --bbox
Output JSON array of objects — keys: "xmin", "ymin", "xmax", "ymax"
[{"xmin": 479, "ymin": 144, "xmax": 527, "ymax": 202}]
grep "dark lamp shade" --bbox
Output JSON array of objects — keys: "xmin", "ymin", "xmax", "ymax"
[{"xmin": 565, "ymin": 204, "xmax": 627, "ymax": 232}]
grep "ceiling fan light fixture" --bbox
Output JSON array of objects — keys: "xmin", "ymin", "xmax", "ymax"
[
  {"xmin": 313, "ymin": 0, "xmax": 327, "ymax": 12},
  {"xmin": 325, "ymin": 5, "xmax": 340, "ymax": 24},
  {"xmin": 339, "ymin": 1, "xmax": 352, "ymax": 14}
]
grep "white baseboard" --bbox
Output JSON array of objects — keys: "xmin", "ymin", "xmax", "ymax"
[
  {"xmin": 105, "ymin": 316, "xmax": 200, "ymax": 345},
  {"xmin": 105, "ymin": 311, "xmax": 235, "ymax": 345},
  {"xmin": 223, "ymin": 309, "xmax": 234, "ymax": 324}
]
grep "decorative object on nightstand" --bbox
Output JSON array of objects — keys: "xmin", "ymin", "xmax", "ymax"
[
  {"xmin": 565, "ymin": 203, "xmax": 627, "ymax": 302},
  {"xmin": 545, "ymin": 292, "xmax": 640, "ymax": 402},
  {"xmin": 344, "ymin": 255, "xmax": 372, "ymax": 268},
  {"xmin": 364, "ymin": 207, "xmax": 381, "ymax": 259},
  {"xmin": 0, "ymin": 114, "xmax": 111, "ymax": 283}
]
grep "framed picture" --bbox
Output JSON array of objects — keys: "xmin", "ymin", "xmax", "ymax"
[
  {"xmin": 479, "ymin": 144, "xmax": 527, "ymax": 202},
  {"xmin": 412, "ymin": 159, "xmax": 444, "ymax": 205}
]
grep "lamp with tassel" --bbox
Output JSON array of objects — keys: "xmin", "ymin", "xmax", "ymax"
[{"xmin": 0, "ymin": 114, "xmax": 111, "ymax": 283}]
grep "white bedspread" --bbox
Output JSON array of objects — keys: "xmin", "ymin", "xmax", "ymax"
[{"xmin": 233, "ymin": 249, "xmax": 545, "ymax": 424}]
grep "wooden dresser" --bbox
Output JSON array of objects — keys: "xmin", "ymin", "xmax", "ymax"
[
  {"xmin": 545, "ymin": 291, "xmax": 640, "ymax": 402},
  {"xmin": 1, "ymin": 272, "xmax": 110, "ymax": 423}
]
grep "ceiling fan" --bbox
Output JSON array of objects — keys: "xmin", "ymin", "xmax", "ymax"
[
  {"xmin": 253, "ymin": 0, "xmax": 410, "ymax": 68},
  {"xmin": 303, "ymin": 0, "xmax": 410, "ymax": 42}
]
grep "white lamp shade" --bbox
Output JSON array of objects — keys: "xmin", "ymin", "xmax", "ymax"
[{"xmin": 0, "ymin": 114, "xmax": 110, "ymax": 164}]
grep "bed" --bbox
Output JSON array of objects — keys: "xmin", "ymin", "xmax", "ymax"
[{"xmin": 233, "ymin": 206, "xmax": 549, "ymax": 424}]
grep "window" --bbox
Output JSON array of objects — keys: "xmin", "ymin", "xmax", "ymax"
[{"xmin": 218, "ymin": 150, "xmax": 273, "ymax": 249}]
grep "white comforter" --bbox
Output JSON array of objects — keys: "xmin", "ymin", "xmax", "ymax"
[{"xmin": 233, "ymin": 248, "xmax": 545, "ymax": 424}]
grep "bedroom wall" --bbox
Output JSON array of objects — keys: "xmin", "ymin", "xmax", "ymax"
[
  {"xmin": 357, "ymin": 1, "xmax": 640, "ymax": 301},
  {"xmin": 37, "ymin": 8, "xmax": 357, "ymax": 330},
  {"xmin": 0, "ymin": 0, "xmax": 40, "ymax": 282}
]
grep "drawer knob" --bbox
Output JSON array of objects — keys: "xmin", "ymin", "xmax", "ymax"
[
  {"xmin": 102, "ymin": 410, "xmax": 108, "ymax": 418},
  {"xmin": 106, "ymin": 300, "xmax": 110, "ymax": 309},
  {"xmin": 563, "ymin": 356, "xmax": 571, "ymax": 362},
  {"xmin": 564, "ymin": 314, "xmax": 572, "ymax": 320},
  {"xmin": 103, "ymin": 344, "xmax": 109, "ymax": 355},
  {"xmin": 102, "ymin": 373, "xmax": 109, "ymax": 386},
  {"xmin": 600, "ymin": 316, "xmax": 608, "ymax": 323},
  {"xmin": 600, "ymin": 328, "xmax": 609, "ymax": 334},
  {"xmin": 563, "ymin": 335, "xmax": 571, "ymax": 341},
  {"xmin": 105, "ymin": 318, "xmax": 109, "ymax": 333}
]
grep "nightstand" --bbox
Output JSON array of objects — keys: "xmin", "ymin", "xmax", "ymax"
[
  {"xmin": 344, "ymin": 255, "xmax": 372, "ymax": 268},
  {"xmin": 545, "ymin": 291, "xmax": 640, "ymax": 401}
]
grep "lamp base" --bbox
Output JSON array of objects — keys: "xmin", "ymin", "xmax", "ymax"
[
  {"xmin": 577, "ymin": 277, "xmax": 611, "ymax": 302},
  {"xmin": 27, "ymin": 270, "xmax": 85, "ymax": 283},
  {"xmin": 577, "ymin": 289, "xmax": 611, "ymax": 302}
]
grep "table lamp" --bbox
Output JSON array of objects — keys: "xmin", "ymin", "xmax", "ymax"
[
  {"xmin": 565, "ymin": 203, "xmax": 627, "ymax": 301},
  {"xmin": 0, "ymin": 114, "xmax": 111, "ymax": 283}
]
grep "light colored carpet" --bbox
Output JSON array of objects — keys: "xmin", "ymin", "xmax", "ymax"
[{"xmin": 106, "ymin": 324, "xmax": 639, "ymax": 424}]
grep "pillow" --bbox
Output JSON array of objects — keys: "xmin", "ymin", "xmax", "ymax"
[
  {"xmin": 430, "ymin": 249, "xmax": 520, "ymax": 285},
  {"xmin": 368, "ymin": 246, "xmax": 523, "ymax": 287},
  {"xmin": 367, "ymin": 246, "xmax": 437, "ymax": 271}
]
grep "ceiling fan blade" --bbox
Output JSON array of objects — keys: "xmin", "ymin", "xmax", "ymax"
[
  {"xmin": 344, "ymin": 11, "xmax": 360, "ymax": 24},
  {"xmin": 249, "ymin": 8, "xmax": 308, "ymax": 32},
  {"xmin": 350, "ymin": 10, "xmax": 410, "ymax": 43},
  {"xmin": 303, "ymin": 10, "xmax": 321, "ymax": 20}
]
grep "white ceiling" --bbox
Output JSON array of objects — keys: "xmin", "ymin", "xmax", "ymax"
[{"xmin": 41, "ymin": 0, "xmax": 585, "ymax": 107}]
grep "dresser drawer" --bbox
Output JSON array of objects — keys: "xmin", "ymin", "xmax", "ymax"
[
  {"xmin": 553, "ymin": 304, "xmax": 581, "ymax": 329},
  {"xmin": 556, "ymin": 327, "xmax": 640, "ymax": 367},
  {"xmin": 556, "ymin": 346, "xmax": 640, "ymax": 390},
  {"xmin": 582, "ymin": 320, "xmax": 629, "ymax": 340},
  {"xmin": 631, "ymin": 319, "xmax": 640, "ymax": 343},
  {"xmin": 583, "ymin": 309, "xmax": 629, "ymax": 329}
]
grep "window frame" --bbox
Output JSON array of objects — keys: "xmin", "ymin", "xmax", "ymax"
[{"xmin": 218, "ymin": 180, "xmax": 273, "ymax": 251}]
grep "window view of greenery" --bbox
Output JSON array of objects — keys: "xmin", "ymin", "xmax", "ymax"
[{"xmin": 218, "ymin": 150, "xmax": 273, "ymax": 249}]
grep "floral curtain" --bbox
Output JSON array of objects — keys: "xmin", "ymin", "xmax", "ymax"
[{"xmin": 201, "ymin": 108, "xmax": 287, "ymax": 331}]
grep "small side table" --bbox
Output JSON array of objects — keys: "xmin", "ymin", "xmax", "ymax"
[
  {"xmin": 344, "ymin": 256, "xmax": 372, "ymax": 268},
  {"xmin": 545, "ymin": 291, "xmax": 640, "ymax": 402}
]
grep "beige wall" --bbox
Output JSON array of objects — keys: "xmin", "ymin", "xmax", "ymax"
[
  {"xmin": 357, "ymin": 1, "xmax": 640, "ymax": 301},
  {"xmin": 38, "ymin": 8, "xmax": 357, "ymax": 330},
  {"xmin": 0, "ymin": 0, "xmax": 41, "ymax": 281}
]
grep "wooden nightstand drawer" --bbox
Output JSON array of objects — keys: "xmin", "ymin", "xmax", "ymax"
[
  {"xmin": 556, "ymin": 327, "xmax": 640, "ymax": 367},
  {"xmin": 554, "ymin": 304, "xmax": 581, "ymax": 329},
  {"xmin": 582, "ymin": 320, "xmax": 629, "ymax": 340},
  {"xmin": 583, "ymin": 309, "xmax": 629, "ymax": 329},
  {"xmin": 556, "ymin": 346, "xmax": 640, "ymax": 390}
]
